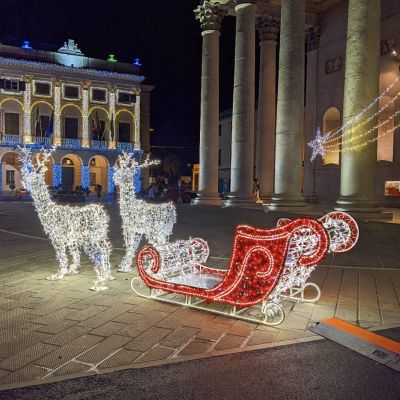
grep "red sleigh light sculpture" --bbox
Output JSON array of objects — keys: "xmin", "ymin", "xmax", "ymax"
[{"xmin": 132, "ymin": 212, "xmax": 358, "ymax": 326}]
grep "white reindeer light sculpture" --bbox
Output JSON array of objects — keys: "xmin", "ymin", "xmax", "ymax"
[
  {"xmin": 114, "ymin": 152, "xmax": 177, "ymax": 272},
  {"xmin": 19, "ymin": 146, "xmax": 113, "ymax": 291}
]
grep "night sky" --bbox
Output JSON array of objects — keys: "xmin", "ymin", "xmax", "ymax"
[{"xmin": 0, "ymin": 0, "xmax": 240, "ymax": 169}]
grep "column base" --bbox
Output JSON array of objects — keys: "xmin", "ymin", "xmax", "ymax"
[
  {"xmin": 224, "ymin": 193, "xmax": 260, "ymax": 208},
  {"xmin": 334, "ymin": 196, "xmax": 392, "ymax": 219},
  {"xmin": 265, "ymin": 194, "xmax": 309, "ymax": 211},
  {"xmin": 193, "ymin": 192, "xmax": 221, "ymax": 206}
]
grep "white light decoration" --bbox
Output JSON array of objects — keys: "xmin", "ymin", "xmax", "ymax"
[
  {"xmin": 113, "ymin": 152, "xmax": 177, "ymax": 272},
  {"xmin": 81, "ymin": 86, "xmax": 89, "ymax": 144},
  {"xmin": 18, "ymin": 146, "xmax": 114, "ymax": 291},
  {"xmin": 23, "ymin": 79, "xmax": 32, "ymax": 138},
  {"xmin": 132, "ymin": 212, "xmax": 359, "ymax": 326},
  {"xmin": 53, "ymin": 83, "xmax": 61, "ymax": 141},
  {"xmin": 308, "ymin": 73, "xmax": 400, "ymax": 159}
]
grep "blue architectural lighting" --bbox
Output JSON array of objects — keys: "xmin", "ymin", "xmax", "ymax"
[
  {"xmin": 81, "ymin": 165, "xmax": 90, "ymax": 189},
  {"xmin": 21, "ymin": 40, "xmax": 32, "ymax": 50},
  {"xmin": 52, "ymin": 164, "xmax": 62, "ymax": 187},
  {"xmin": 108, "ymin": 167, "xmax": 115, "ymax": 194},
  {"xmin": 134, "ymin": 168, "xmax": 141, "ymax": 194},
  {"xmin": 134, "ymin": 58, "xmax": 142, "ymax": 66}
]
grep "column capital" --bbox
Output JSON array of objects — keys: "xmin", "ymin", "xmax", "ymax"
[
  {"xmin": 81, "ymin": 81, "xmax": 91, "ymax": 90},
  {"xmin": 256, "ymin": 15, "xmax": 280, "ymax": 42},
  {"xmin": 306, "ymin": 25, "xmax": 321, "ymax": 52},
  {"xmin": 53, "ymin": 78, "xmax": 62, "ymax": 88},
  {"xmin": 194, "ymin": 1, "xmax": 227, "ymax": 31}
]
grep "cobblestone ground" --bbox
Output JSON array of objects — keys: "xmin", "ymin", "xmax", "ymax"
[{"xmin": 0, "ymin": 201, "xmax": 399, "ymax": 388}]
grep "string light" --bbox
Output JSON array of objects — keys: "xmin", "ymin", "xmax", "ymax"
[
  {"xmin": 113, "ymin": 152, "xmax": 177, "ymax": 272},
  {"xmin": 321, "ymin": 74, "xmax": 400, "ymax": 143},
  {"xmin": 18, "ymin": 146, "xmax": 114, "ymax": 291},
  {"xmin": 308, "ymin": 74, "xmax": 400, "ymax": 159}
]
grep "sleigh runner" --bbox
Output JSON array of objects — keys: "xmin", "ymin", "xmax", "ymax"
[{"xmin": 132, "ymin": 212, "xmax": 359, "ymax": 326}]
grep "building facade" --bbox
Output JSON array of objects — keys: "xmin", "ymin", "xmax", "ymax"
[
  {"xmin": 0, "ymin": 39, "xmax": 153, "ymax": 194},
  {"xmin": 196, "ymin": 0, "xmax": 400, "ymax": 214}
]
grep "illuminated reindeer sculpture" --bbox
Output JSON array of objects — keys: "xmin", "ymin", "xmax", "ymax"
[
  {"xmin": 113, "ymin": 152, "xmax": 177, "ymax": 272},
  {"xmin": 19, "ymin": 147, "xmax": 113, "ymax": 291}
]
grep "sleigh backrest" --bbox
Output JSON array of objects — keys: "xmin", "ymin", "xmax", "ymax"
[{"xmin": 218, "ymin": 219, "xmax": 329, "ymax": 305}]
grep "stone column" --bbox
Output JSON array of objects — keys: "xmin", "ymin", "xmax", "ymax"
[
  {"xmin": 194, "ymin": 1, "xmax": 227, "ymax": 205},
  {"xmin": 108, "ymin": 86, "xmax": 116, "ymax": 149},
  {"xmin": 225, "ymin": 0, "xmax": 256, "ymax": 206},
  {"xmin": 81, "ymin": 81, "xmax": 90, "ymax": 147},
  {"xmin": 255, "ymin": 15, "xmax": 279, "ymax": 202},
  {"xmin": 267, "ymin": 0, "xmax": 307, "ymax": 210},
  {"xmin": 22, "ymin": 75, "xmax": 32, "ymax": 144},
  {"xmin": 304, "ymin": 26, "xmax": 321, "ymax": 202},
  {"xmin": 53, "ymin": 79, "xmax": 62, "ymax": 146},
  {"xmin": 335, "ymin": 0, "xmax": 381, "ymax": 212}
]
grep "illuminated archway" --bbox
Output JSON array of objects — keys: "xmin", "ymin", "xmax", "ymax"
[
  {"xmin": 115, "ymin": 109, "xmax": 135, "ymax": 143},
  {"xmin": 89, "ymin": 155, "xmax": 109, "ymax": 194},
  {"xmin": 61, "ymin": 154, "xmax": 82, "ymax": 189},
  {"xmin": 1, "ymin": 99, "xmax": 23, "ymax": 137},
  {"xmin": 31, "ymin": 102, "xmax": 53, "ymax": 138},
  {"xmin": 61, "ymin": 104, "xmax": 82, "ymax": 140},
  {"xmin": 322, "ymin": 107, "xmax": 341, "ymax": 165}
]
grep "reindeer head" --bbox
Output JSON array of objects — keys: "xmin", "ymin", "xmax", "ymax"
[
  {"xmin": 18, "ymin": 146, "xmax": 53, "ymax": 191},
  {"xmin": 113, "ymin": 152, "xmax": 159, "ymax": 189}
]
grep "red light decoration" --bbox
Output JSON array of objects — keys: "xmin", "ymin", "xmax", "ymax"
[{"xmin": 136, "ymin": 218, "xmax": 329, "ymax": 308}]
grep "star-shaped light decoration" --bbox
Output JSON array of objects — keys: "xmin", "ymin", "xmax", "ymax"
[{"xmin": 308, "ymin": 127, "xmax": 326, "ymax": 162}]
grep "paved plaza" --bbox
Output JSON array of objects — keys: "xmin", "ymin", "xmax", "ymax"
[{"xmin": 0, "ymin": 200, "xmax": 399, "ymax": 390}]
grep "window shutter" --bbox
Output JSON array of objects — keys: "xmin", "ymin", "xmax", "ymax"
[{"xmin": 19, "ymin": 81, "xmax": 26, "ymax": 91}]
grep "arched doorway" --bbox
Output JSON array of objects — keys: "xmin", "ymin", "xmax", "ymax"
[
  {"xmin": 89, "ymin": 155, "xmax": 109, "ymax": 194},
  {"xmin": 33, "ymin": 153, "xmax": 54, "ymax": 186},
  {"xmin": 1, "ymin": 152, "xmax": 21, "ymax": 192},
  {"xmin": 61, "ymin": 154, "xmax": 82, "ymax": 190},
  {"xmin": 322, "ymin": 107, "xmax": 341, "ymax": 165},
  {"xmin": 31, "ymin": 101, "xmax": 53, "ymax": 140},
  {"xmin": 61, "ymin": 105, "xmax": 82, "ymax": 140},
  {"xmin": 116, "ymin": 110, "xmax": 135, "ymax": 143},
  {"xmin": 0, "ymin": 99, "xmax": 23, "ymax": 140},
  {"xmin": 89, "ymin": 107, "xmax": 109, "ymax": 142}
]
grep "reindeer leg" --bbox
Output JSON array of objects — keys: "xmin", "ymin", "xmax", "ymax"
[
  {"xmin": 68, "ymin": 245, "xmax": 80, "ymax": 276},
  {"xmin": 47, "ymin": 243, "xmax": 68, "ymax": 281},
  {"xmin": 117, "ymin": 234, "xmax": 141, "ymax": 273},
  {"xmin": 84, "ymin": 242, "xmax": 110, "ymax": 292}
]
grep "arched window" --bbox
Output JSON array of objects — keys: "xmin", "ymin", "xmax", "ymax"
[{"xmin": 322, "ymin": 107, "xmax": 341, "ymax": 165}]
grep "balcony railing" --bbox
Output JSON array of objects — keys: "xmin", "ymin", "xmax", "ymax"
[
  {"xmin": 34, "ymin": 136, "xmax": 51, "ymax": 146},
  {"xmin": 63, "ymin": 138, "xmax": 81, "ymax": 149},
  {"xmin": 91, "ymin": 140, "xmax": 107, "ymax": 150},
  {"xmin": 117, "ymin": 142, "xmax": 133, "ymax": 151},
  {"xmin": 1, "ymin": 134, "xmax": 21, "ymax": 145},
  {"xmin": 0, "ymin": 134, "xmax": 137, "ymax": 152}
]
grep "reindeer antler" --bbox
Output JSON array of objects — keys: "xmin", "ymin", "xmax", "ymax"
[
  {"xmin": 116, "ymin": 152, "xmax": 160, "ymax": 170},
  {"xmin": 17, "ymin": 146, "xmax": 54, "ymax": 173},
  {"xmin": 35, "ymin": 147, "xmax": 54, "ymax": 173}
]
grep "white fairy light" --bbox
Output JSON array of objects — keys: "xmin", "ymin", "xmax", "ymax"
[
  {"xmin": 18, "ymin": 146, "xmax": 114, "ymax": 291},
  {"xmin": 113, "ymin": 152, "xmax": 177, "ymax": 272},
  {"xmin": 308, "ymin": 127, "xmax": 326, "ymax": 161}
]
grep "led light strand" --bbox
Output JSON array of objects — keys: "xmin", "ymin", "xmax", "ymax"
[
  {"xmin": 18, "ymin": 146, "xmax": 114, "ymax": 291},
  {"xmin": 113, "ymin": 152, "xmax": 177, "ymax": 272},
  {"xmin": 322, "ymin": 74, "xmax": 400, "ymax": 143},
  {"xmin": 323, "ymin": 86, "xmax": 400, "ymax": 146},
  {"xmin": 322, "ymin": 107, "xmax": 400, "ymax": 151}
]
